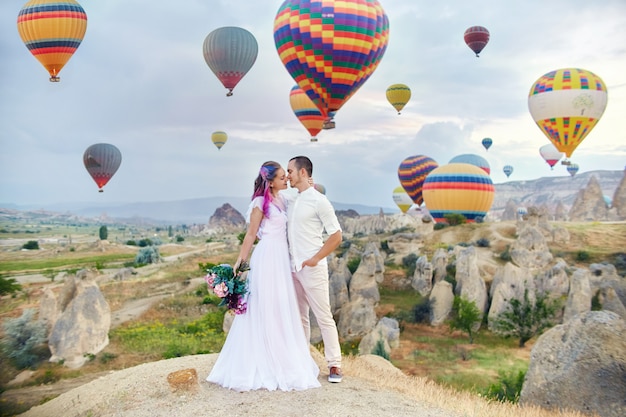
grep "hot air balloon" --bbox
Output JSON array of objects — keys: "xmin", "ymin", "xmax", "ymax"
[
  {"xmin": 481, "ymin": 137, "xmax": 492, "ymax": 151},
  {"xmin": 211, "ymin": 131, "xmax": 228, "ymax": 150},
  {"xmin": 449, "ymin": 154, "xmax": 490, "ymax": 175},
  {"xmin": 274, "ymin": 0, "xmax": 390, "ymax": 126},
  {"xmin": 422, "ymin": 163, "xmax": 495, "ymax": 223},
  {"xmin": 203, "ymin": 27, "xmax": 258, "ymax": 96},
  {"xmin": 517, "ymin": 207, "xmax": 528, "ymax": 217},
  {"xmin": 464, "ymin": 26, "xmax": 489, "ymax": 57},
  {"xmin": 528, "ymin": 68, "xmax": 608, "ymax": 161},
  {"xmin": 386, "ymin": 84, "xmax": 411, "ymax": 115},
  {"xmin": 17, "ymin": 0, "xmax": 88, "ymax": 82},
  {"xmin": 398, "ymin": 155, "xmax": 439, "ymax": 206},
  {"xmin": 503, "ymin": 165, "xmax": 514, "ymax": 178},
  {"xmin": 567, "ymin": 163, "xmax": 579, "ymax": 177},
  {"xmin": 83, "ymin": 143, "xmax": 122, "ymax": 192},
  {"xmin": 539, "ymin": 143, "xmax": 564, "ymax": 170},
  {"xmin": 313, "ymin": 183, "xmax": 326, "ymax": 194},
  {"xmin": 392, "ymin": 186, "xmax": 413, "ymax": 213},
  {"xmin": 289, "ymin": 85, "xmax": 325, "ymax": 142}
]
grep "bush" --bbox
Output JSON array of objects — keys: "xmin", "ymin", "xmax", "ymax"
[
  {"xmin": 475, "ymin": 237, "xmax": 490, "ymax": 248},
  {"xmin": 22, "ymin": 240, "xmax": 39, "ymax": 250},
  {"xmin": 176, "ymin": 236, "xmax": 185, "ymax": 243},
  {"xmin": 126, "ymin": 240, "xmax": 137, "ymax": 246},
  {"xmin": 483, "ymin": 369, "xmax": 526, "ymax": 403},
  {"xmin": 576, "ymin": 250, "xmax": 590, "ymax": 262},
  {"xmin": 138, "ymin": 238, "xmax": 153, "ymax": 247},
  {"xmin": 411, "ymin": 299, "xmax": 431, "ymax": 323},
  {"xmin": 433, "ymin": 223, "xmax": 446, "ymax": 230},
  {"xmin": 500, "ymin": 246, "xmax": 512, "ymax": 262},
  {"xmin": 371, "ymin": 338, "xmax": 390, "ymax": 360},
  {"xmin": 0, "ymin": 276, "xmax": 22, "ymax": 296},
  {"xmin": 402, "ymin": 253, "xmax": 418, "ymax": 277},
  {"xmin": 443, "ymin": 213, "xmax": 467, "ymax": 226},
  {"xmin": 99, "ymin": 225, "xmax": 108, "ymax": 240},
  {"xmin": 135, "ymin": 246, "xmax": 161, "ymax": 266},
  {"xmin": 347, "ymin": 257, "xmax": 361, "ymax": 274},
  {"xmin": 448, "ymin": 296, "xmax": 481, "ymax": 344},
  {"xmin": 1, "ymin": 309, "xmax": 47, "ymax": 369}
]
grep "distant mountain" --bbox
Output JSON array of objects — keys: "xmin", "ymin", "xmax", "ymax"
[{"xmin": 1, "ymin": 170, "xmax": 622, "ymax": 224}]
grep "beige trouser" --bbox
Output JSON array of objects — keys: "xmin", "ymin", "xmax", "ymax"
[{"xmin": 292, "ymin": 264, "xmax": 342, "ymax": 369}]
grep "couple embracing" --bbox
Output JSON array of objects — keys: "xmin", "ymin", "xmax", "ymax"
[{"xmin": 207, "ymin": 156, "xmax": 343, "ymax": 392}]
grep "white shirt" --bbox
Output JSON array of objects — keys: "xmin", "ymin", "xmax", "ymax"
[{"xmin": 285, "ymin": 187, "xmax": 342, "ymax": 272}]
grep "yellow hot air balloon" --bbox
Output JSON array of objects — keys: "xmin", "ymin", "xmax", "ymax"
[
  {"xmin": 211, "ymin": 131, "xmax": 228, "ymax": 150},
  {"xmin": 392, "ymin": 186, "xmax": 413, "ymax": 213},
  {"xmin": 386, "ymin": 84, "xmax": 411, "ymax": 115},
  {"xmin": 528, "ymin": 68, "xmax": 608, "ymax": 160},
  {"xmin": 17, "ymin": 0, "xmax": 88, "ymax": 82},
  {"xmin": 422, "ymin": 163, "xmax": 494, "ymax": 223}
]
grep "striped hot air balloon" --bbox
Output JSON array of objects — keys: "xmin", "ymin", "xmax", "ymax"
[
  {"xmin": 422, "ymin": 163, "xmax": 495, "ymax": 223},
  {"xmin": 17, "ymin": 0, "xmax": 88, "ymax": 82},
  {"xmin": 503, "ymin": 165, "xmax": 514, "ymax": 178},
  {"xmin": 211, "ymin": 131, "xmax": 228, "ymax": 150},
  {"xmin": 449, "ymin": 154, "xmax": 491, "ymax": 175},
  {"xmin": 397, "ymin": 155, "xmax": 439, "ymax": 206},
  {"xmin": 83, "ymin": 143, "xmax": 122, "ymax": 192},
  {"xmin": 289, "ymin": 85, "xmax": 325, "ymax": 142},
  {"xmin": 386, "ymin": 84, "xmax": 411, "ymax": 115},
  {"xmin": 274, "ymin": 0, "xmax": 389, "ymax": 125},
  {"xmin": 481, "ymin": 137, "xmax": 492, "ymax": 151},
  {"xmin": 203, "ymin": 27, "xmax": 258, "ymax": 96},
  {"xmin": 464, "ymin": 26, "xmax": 490, "ymax": 57},
  {"xmin": 567, "ymin": 163, "xmax": 579, "ymax": 177}
]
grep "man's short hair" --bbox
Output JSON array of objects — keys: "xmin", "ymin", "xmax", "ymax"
[{"xmin": 290, "ymin": 156, "xmax": 313, "ymax": 177}]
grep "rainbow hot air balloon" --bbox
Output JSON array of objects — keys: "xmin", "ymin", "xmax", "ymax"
[
  {"xmin": 203, "ymin": 27, "xmax": 258, "ymax": 96},
  {"xmin": 539, "ymin": 143, "xmax": 564, "ymax": 170},
  {"xmin": 17, "ymin": 0, "xmax": 88, "ymax": 82},
  {"xmin": 567, "ymin": 163, "xmax": 579, "ymax": 177},
  {"xmin": 211, "ymin": 131, "xmax": 228, "ymax": 150},
  {"xmin": 386, "ymin": 84, "xmax": 411, "ymax": 115},
  {"xmin": 397, "ymin": 155, "xmax": 439, "ymax": 206},
  {"xmin": 289, "ymin": 85, "xmax": 325, "ymax": 142},
  {"xmin": 83, "ymin": 143, "xmax": 122, "ymax": 192},
  {"xmin": 481, "ymin": 137, "xmax": 492, "ymax": 151},
  {"xmin": 392, "ymin": 186, "xmax": 413, "ymax": 213},
  {"xmin": 274, "ymin": 0, "xmax": 390, "ymax": 125},
  {"xmin": 503, "ymin": 165, "xmax": 514, "ymax": 178},
  {"xmin": 464, "ymin": 26, "xmax": 489, "ymax": 57},
  {"xmin": 449, "ymin": 154, "xmax": 490, "ymax": 175},
  {"xmin": 422, "ymin": 163, "xmax": 495, "ymax": 223},
  {"xmin": 528, "ymin": 68, "xmax": 608, "ymax": 161}
]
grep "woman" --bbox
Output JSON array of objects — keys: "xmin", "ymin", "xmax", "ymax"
[{"xmin": 207, "ymin": 161, "xmax": 321, "ymax": 391}]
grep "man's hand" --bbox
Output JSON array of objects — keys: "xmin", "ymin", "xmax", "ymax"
[{"xmin": 301, "ymin": 257, "xmax": 319, "ymax": 268}]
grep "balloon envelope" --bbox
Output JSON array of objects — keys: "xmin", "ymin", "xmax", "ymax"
[
  {"xmin": 422, "ymin": 163, "xmax": 495, "ymax": 223},
  {"xmin": 386, "ymin": 84, "xmax": 411, "ymax": 114},
  {"xmin": 83, "ymin": 143, "xmax": 122, "ymax": 192},
  {"xmin": 211, "ymin": 131, "xmax": 228, "ymax": 150},
  {"xmin": 289, "ymin": 85, "xmax": 325, "ymax": 142},
  {"xmin": 528, "ymin": 68, "xmax": 608, "ymax": 158},
  {"xmin": 449, "ymin": 154, "xmax": 490, "ymax": 175},
  {"xmin": 392, "ymin": 186, "xmax": 413, "ymax": 213},
  {"xmin": 397, "ymin": 155, "xmax": 439, "ymax": 206},
  {"xmin": 313, "ymin": 183, "xmax": 326, "ymax": 194},
  {"xmin": 567, "ymin": 163, "xmax": 579, "ymax": 177},
  {"xmin": 464, "ymin": 26, "xmax": 489, "ymax": 57},
  {"xmin": 481, "ymin": 137, "xmax": 492, "ymax": 151},
  {"xmin": 274, "ymin": 0, "xmax": 390, "ymax": 119},
  {"xmin": 539, "ymin": 143, "xmax": 564, "ymax": 169},
  {"xmin": 503, "ymin": 165, "xmax": 514, "ymax": 178},
  {"xmin": 203, "ymin": 27, "xmax": 258, "ymax": 96},
  {"xmin": 17, "ymin": 0, "xmax": 88, "ymax": 82}
]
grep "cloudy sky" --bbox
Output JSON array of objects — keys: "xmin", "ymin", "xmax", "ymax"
[{"xmin": 1, "ymin": 0, "xmax": 625, "ymax": 210}]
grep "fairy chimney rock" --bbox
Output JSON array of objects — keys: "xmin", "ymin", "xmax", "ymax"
[{"xmin": 568, "ymin": 175, "xmax": 608, "ymax": 221}]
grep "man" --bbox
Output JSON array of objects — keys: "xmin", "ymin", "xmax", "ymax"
[{"xmin": 286, "ymin": 156, "xmax": 343, "ymax": 383}]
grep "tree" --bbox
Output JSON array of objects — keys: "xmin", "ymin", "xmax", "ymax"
[
  {"xmin": 0, "ymin": 276, "xmax": 22, "ymax": 296},
  {"xmin": 1, "ymin": 309, "xmax": 47, "ymax": 369},
  {"xmin": 491, "ymin": 288, "xmax": 559, "ymax": 347},
  {"xmin": 449, "ymin": 296, "xmax": 482, "ymax": 343},
  {"xmin": 22, "ymin": 240, "xmax": 39, "ymax": 250},
  {"xmin": 443, "ymin": 213, "xmax": 467, "ymax": 226},
  {"xmin": 99, "ymin": 225, "xmax": 108, "ymax": 240}
]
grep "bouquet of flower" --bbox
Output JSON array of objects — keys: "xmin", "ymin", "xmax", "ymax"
[{"xmin": 205, "ymin": 262, "xmax": 249, "ymax": 315}]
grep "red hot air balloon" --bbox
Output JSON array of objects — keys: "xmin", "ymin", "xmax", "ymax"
[
  {"xmin": 397, "ymin": 155, "xmax": 439, "ymax": 206},
  {"xmin": 83, "ymin": 143, "xmax": 122, "ymax": 192},
  {"xmin": 464, "ymin": 26, "xmax": 490, "ymax": 57},
  {"xmin": 274, "ymin": 0, "xmax": 390, "ymax": 125},
  {"xmin": 203, "ymin": 27, "xmax": 258, "ymax": 96}
]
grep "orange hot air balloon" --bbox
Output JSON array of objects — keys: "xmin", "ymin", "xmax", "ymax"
[
  {"xmin": 422, "ymin": 163, "xmax": 495, "ymax": 223},
  {"xmin": 289, "ymin": 85, "xmax": 325, "ymax": 142},
  {"xmin": 17, "ymin": 0, "xmax": 88, "ymax": 82},
  {"xmin": 83, "ymin": 143, "xmax": 122, "ymax": 192}
]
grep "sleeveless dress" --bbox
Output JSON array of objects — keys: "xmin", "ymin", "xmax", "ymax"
[{"xmin": 206, "ymin": 196, "xmax": 321, "ymax": 391}]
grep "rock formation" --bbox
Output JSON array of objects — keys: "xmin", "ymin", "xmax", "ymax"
[
  {"xmin": 520, "ymin": 311, "xmax": 626, "ymax": 417},
  {"xmin": 358, "ymin": 317, "xmax": 400, "ymax": 357},
  {"xmin": 411, "ymin": 255, "xmax": 433, "ymax": 296},
  {"xmin": 207, "ymin": 203, "xmax": 245, "ymax": 232},
  {"xmin": 568, "ymin": 175, "xmax": 609, "ymax": 221},
  {"xmin": 610, "ymin": 167, "xmax": 626, "ymax": 219},
  {"xmin": 429, "ymin": 280, "xmax": 454, "ymax": 326}
]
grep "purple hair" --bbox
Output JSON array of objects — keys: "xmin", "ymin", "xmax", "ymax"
[{"xmin": 252, "ymin": 161, "xmax": 281, "ymax": 218}]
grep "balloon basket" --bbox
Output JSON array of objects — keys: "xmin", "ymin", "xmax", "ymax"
[
  {"xmin": 49, "ymin": 76, "xmax": 60, "ymax": 82},
  {"xmin": 310, "ymin": 137, "xmax": 318, "ymax": 142},
  {"xmin": 322, "ymin": 119, "xmax": 335, "ymax": 130},
  {"xmin": 561, "ymin": 160, "xmax": 571, "ymax": 166}
]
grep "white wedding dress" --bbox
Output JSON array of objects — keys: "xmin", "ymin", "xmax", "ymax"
[{"xmin": 207, "ymin": 196, "xmax": 321, "ymax": 391}]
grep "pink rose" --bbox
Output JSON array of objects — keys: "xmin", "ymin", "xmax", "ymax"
[
  {"xmin": 213, "ymin": 282, "xmax": 228, "ymax": 298},
  {"xmin": 205, "ymin": 273, "xmax": 216, "ymax": 287}
]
